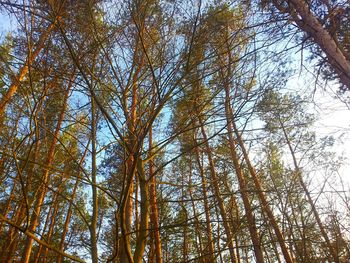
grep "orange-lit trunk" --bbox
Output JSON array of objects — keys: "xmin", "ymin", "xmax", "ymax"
[
  {"xmin": 0, "ymin": 19, "xmax": 58, "ymax": 116},
  {"xmin": 57, "ymin": 146, "xmax": 88, "ymax": 263},
  {"xmin": 222, "ymin": 86, "xmax": 265, "ymax": 263},
  {"xmin": 227, "ymin": 105, "xmax": 294, "ymax": 263},
  {"xmin": 197, "ymin": 116, "xmax": 238, "ymax": 263},
  {"xmin": 21, "ymin": 81, "xmax": 72, "ymax": 262},
  {"xmin": 119, "ymin": 59, "xmax": 140, "ymax": 263}
]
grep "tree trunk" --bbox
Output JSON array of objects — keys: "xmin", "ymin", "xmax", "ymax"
[
  {"xmin": 133, "ymin": 158, "xmax": 149, "ymax": 263},
  {"xmin": 90, "ymin": 97, "xmax": 99, "ymax": 263},
  {"xmin": 148, "ymin": 128, "xmax": 163, "ymax": 263},
  {"xmin": 280, "ymin": 118, "xmax": 339, "ymax": 263},
  {"xmin": 194, "ymin": 145, "xmax": 215, "ymax": 262},
  {"xmin": 230, "ymin": 117, "xmax": 294, "ymax": 263},
  {"xmin": 197, "ymin": 115, "xmax": 238, "ymax": 263},
  {"xmin": 223, "ymin": 100, "xmax": 265, "ymax": 263},
  {"xmin": 273, "ymin": 0, "xmax": 350, "ymax": 90},
  {"xmin": 21, "ymin": 79, "xmax": 72, "ymax": 262},
  {"xmin": 57, "ymin": 146, "xmax": 88, "ymax": 263},
  {"xmin": 220, "ymin": 38, "xmax": 292, "ymax": 261},
  {"xmin": 0, "ymin": 19, "xmax": 58, "ymax": 116}
]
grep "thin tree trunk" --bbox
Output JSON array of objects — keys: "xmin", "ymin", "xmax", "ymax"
[
  {"xmin": 2, "ymin": 136, "xmax": 42, "ymax": 261},
  {"xmin": 181, "ymin": 164, "xmax": 189, "ymax": 263},
  {"xmin": 2, "ymin": 202, "xmax": 26, "ymax": 261},
  {"xmin": 57, "ymin": 146, "xmax": 88, "ymax": 263},
  {"xmin": 119, "ymin": 161, "xmax": 135, "ymax": 263},
  {"xmin": 133, "ymin": 158, "xmax": 149, "ymax": 263},
  {"xmin": 222, "ymin": 179, "xmax": 241, "ymax": 263},
  {"xmin": 223, "ymin": 111, "xmax": 265, "ymax": 263},
  {"xmin": 229, "ymin": 116, "xmax": 294, "ymax": 263},
  {"xmin": 36, "ymin": 189, "xmax": 61, "ymax": 263},
  {"xmin": 194, "ymin": 144, "xmax": 215, "ymax": 262},
  {"xmin": 188, "ymin": 158, "xmax": 204, "ymax": 259},
  {"xmin": 197, "ymin": 116, "xmax": 238, "ymax": 263},
  {"xmin": 33, "ymin": 201, "xmax": 54, "ymax": 262},
  {"xmin": 21, "ymin": 79, "xmax": 72, "ymax": 262},
  {"xmin": 280, "ymin": 119, "xmax": 339, "ymax": 263},
  {"xmin": 119, "ymin": 30, "xmax": 145, "ymax": 261},
  {"xmin": 0, "ymin": 178, "xmax": 18, "ymax": 234},
  {"xmin": 0, "ymin": 19, "xmax": 58, "ymax": 116},
  {"xmin": 148, "ymin": 128, "xmax": 163, "ymax": 263},
  {"xmin": 90, "ymin": 97, "xmax": 99, "ymax": 263},
  {"xmin": 272, "ymin": 0, "xmax": 350, "ymax": 90},
  {"xmin": 220, "ymin": 41, "xmax": 292, "ymax": 260},
  {"xmin": 200, "ymin": 105, "xmax": 264, "ymax": 262},
  {"xmin": 1, "ymin": 112, "xmax": 43, "ymax": 261}
]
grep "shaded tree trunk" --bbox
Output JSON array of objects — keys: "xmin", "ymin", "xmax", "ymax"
[{"xmin": 149, "ymin": 128, "xmax": 163, "ymax": 263}]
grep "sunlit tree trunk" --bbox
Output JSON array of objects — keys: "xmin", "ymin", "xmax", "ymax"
[
  {"xmin": 57, "ymin": 147, "xmax": 88, "ymax": 263},
  {"xmin": 218, "ymin": 26, "xmax": 292, "ymax": 260},
  {"xmin": 228, "ymin": 113, "xmax": 294, "ymax": 263},
  {"xmin": 271, "ymin": 0, "xmax": 350, "ymax": 90},
  {"xmin": 119, "ymin": 50, "xmax": 143, "ymax": 262},
  {"xmin": 0, "ymin": 178, "xmax": 18, "ymax": 234},
  {"xmin": 133, "ymin": 157, "xmax": 149, "ymax": 263},
  {"xmin": 222, "ymin": 178, "xmax": 241, "ymax": 263},
  {"xmin": 197, "ymin": 115, "xmax": 238, "ymax": 263},
  {"xmin": 0, "ymin": 18, "xmax": 58, "ymax": 116},
  {"xmin": 279, "ymin": 118, "xmax": 339, "ymax": 262},
  {"xmin": 34, "ymin": 188, "xmax": 61, "ymax": 263},
  {"xmin": 1, "ymin": 135, "xmax": 42, "ymax": 261},
  {"xmin": 21, "ymin": 79, "xmax": 72, "ymax": 262},
  {"xmin": 181, "ymin": 164, "xmax": 189, "ymax": 263},
  {"xmin": 188, "ymin": 158, "xmax": 204, "ymax": 259},
  {"xmin": 223, "ymin": 101, "xmax": 265, "ymax": 263},
  {"xmin": 149, "ymin": 128, "xmax": 163, "ymax": 263},
  {"xmin": 194, "ymin": 144, "xmax": 215, "ymax": 262}
]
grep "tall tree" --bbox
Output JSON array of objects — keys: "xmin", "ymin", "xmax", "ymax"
[{"xmin": 262, "ymin": 0, "xmax": 350, "ymax": 90}]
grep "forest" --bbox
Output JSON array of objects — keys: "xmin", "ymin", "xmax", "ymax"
[{"xmin": 0, "ymin": 0, "xmax": 350, "ymax": 262}]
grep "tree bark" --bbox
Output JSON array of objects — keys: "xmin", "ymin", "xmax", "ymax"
[
  {"xmin": 197, "ymin": 115, "xmax": 239, "ymax": 263},
  {"xmin": 133, "ymin": 158, "xmax": 149, "ymax": 263},
  {"xmin": 148, "ymin": 128, "xmax": 163, "ymax": 263},
  {"xmin": 230, "ymin": 117, "xmax": 294, "ymax": 263},
  {"xmin": 57, "ymin": 146, "xmax": 88, "ymax": 263},
  {"xmin": 194, "ymin": 145, "xmax": 215, "ymax": 262},
  {"xmin": 279, "ymin": 117, "xmax": 339, "ymax": 263},
  {"xmin": 223, "ymin": 98, "xmax": 265, "ymax": 263},
  {"xmin": 21, "ymin": 78, "xmax": 72, "ymax": 262},
  {"xmin": 90, "ymin": 97, "xmax": 99, "ymax": 263},
  {"xmin": 273, "ymin": 0, "xmax": 350, "ymax": 90},
  {"xmin": 0, "ymin": 19, "xmax": 58, "ymax": 116}
]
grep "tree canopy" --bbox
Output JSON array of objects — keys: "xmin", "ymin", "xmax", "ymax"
[{"xmin": 0, "ymin": 0, "xmax": 349, "ymax": 262}]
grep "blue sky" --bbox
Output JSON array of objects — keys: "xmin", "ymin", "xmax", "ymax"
[{"xmin": 0, "ymin": 13, "xmax": 14, "ymax": 34}]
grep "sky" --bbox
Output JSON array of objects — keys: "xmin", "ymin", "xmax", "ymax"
[
  {"xmin": 315, "ymin": 88, "xmax": 350, "ymax": 186},
  {"xmin": 0, "ymin": 13, "xmax": 13, "ymax": 34},
  {"xmin": 285, "ymin": 68, "xmax": 350, "ymax": 184}
]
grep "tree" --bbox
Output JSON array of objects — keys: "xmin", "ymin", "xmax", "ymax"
[{"xmin": 262, "ymin": 0, "xmax": 350, "ymax": 91}]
